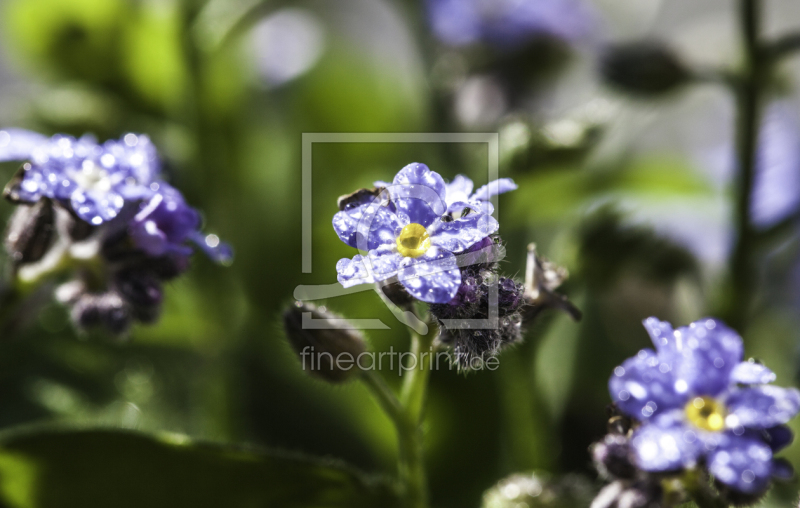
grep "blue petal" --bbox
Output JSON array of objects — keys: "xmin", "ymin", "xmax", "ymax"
[
  {"xmin": 429, "ymin": 211, "xmax": 499, "ymax": 254},
  {"xmin": 332, "ymin": 203, "xmax": 401, "ymax": 250},
  {"xmin": 444, "ymin": 175, "xmax": 474, "ymax": 206},
  {"xmin": 446, "ymin": 199, "xmax": 495, "ymax": 216},
  {"xmin": 71, "ymin": 189, "xmax": 124, "ymax": 225},
  {"xmin": 470, "ymin": 178, "xmax": 517, "ymax": 201},
  {"xmin": 608, "ymin": 349, "xmax": 686, "ymax": 420},
  {"xmin": 630, "ymin": 417, "xmax": 704, "ymax": 472},
  {"xmin": 13, "ymin": 168, "xmax": 51, "ymax": 202},
  {"xmin": 389, "ymin": 163, "xmax": 447, "ymax": 227},
  {"xmin": 366, "ymin": 244, "xmax": 403, "ymax": 281},
  {"xmin": 726, "ymin": 386, "xmax": 800, "ymax": 429},
  {"xmin": 731, "ymin": 361, "xmax": 776, "ymax": 385},
  {"xmin": 336, "ymin": 255, "xmax": 375, "ymax": 288},
  {"xmin": 397, "ymin": 247, "xmax": 461, "ymax": 303},
  {"xmin": 642, "ymin": 316, "xmax": 676, "ymax": 353},
  {"xmin": 0, "ymin": 129, "xmax": 47, "ymax": 162},
  {"xmin": 670, "ymin": 319, "xmax": 743, "ymax": 398},
  {"xmin": 707, "ymin": 433, "xmax": 773, "ymax": 495}
]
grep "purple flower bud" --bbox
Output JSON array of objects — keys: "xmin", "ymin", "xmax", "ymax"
[{"xmin": 70, "ymin": 291, "xmax": 132, "ymax": 336}]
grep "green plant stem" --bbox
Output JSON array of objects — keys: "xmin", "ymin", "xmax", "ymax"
[
  {"xmin": 398, "ymin": 329, "xmax": 434, "ymax": 508},
  {"xmin": 359, "ymin": 327, "xmax": 434, "ymax": 508},
  {"xmin": 0, "ymin": 283, "xmax": 21, "ymax": 337},
  {"xmin": 401, "ymin": 330, "xmax": 434, "ymax": 422},
  {"xmin": 721, "ymin": 0, "xmax": 764, "ymax": 332},
  {"xmin": 361, "ymin": 370, "xmax": 405, "ymax": 427}
]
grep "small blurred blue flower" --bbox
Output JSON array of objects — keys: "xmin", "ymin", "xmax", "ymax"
[
  {"xmin": 0, "ymin": 130, "xmax": 231, "ymax": 264},
  {"xmin": 750, "ymin": 104, "xmax": 800, "ymax": 228},
  {"xmin": 1, "ymin": 131, "xmax": 160, "ymax": 225},
  {"xmin": 424, "ymin": 0, "xmax": 596, "ymax": 49},
  {"xmin": 609, "ymin": 317, "xmax": 800, "ymax": 495},
  {"xmin": 334, "ymin": 163, "xmax": 501, "ymax": 303}
]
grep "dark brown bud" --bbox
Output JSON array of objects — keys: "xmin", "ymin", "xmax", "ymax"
[
  {"xmin": 3, "ymin": 164, "xmax": 28, "ymax": 203},
  {"xmin": 592, "ymin": 434, "xmax": 636, "ymax": 480},
  {"xmin": 282, "ymin": 301, "xmax": 368, "ymax": 383},
  {"xmin": 379, "ymin": 281, "xmax": 415, "ymax": 310},
  {"xmin": 70, "ymin": 290, "xmax": 132, "ymax": 336},
  {"xmin": 337, "ymin": 187, "xmax": 388, "ymax": 211},
  {"xmin": 601, "ymin": 41, "xmax": 691, "ymax": 97},
  {"xmin": 4, "ymin": 198, "xmax": 55, "ymax": 265}
]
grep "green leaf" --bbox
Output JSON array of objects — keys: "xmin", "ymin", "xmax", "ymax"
[
  {"xmin": 577, "ymin": 206, "xmax": 699, "ymax": 287},
  {"xmin": 0, "ymin": 427, "xmax": 399, "ymax": 508},
  {"xmin": 508, "ymin": 156, "xmax": 712, "ymax": 224}
]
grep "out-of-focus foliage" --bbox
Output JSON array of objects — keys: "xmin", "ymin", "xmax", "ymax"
[{"xmin": 0, "ymin": 427, "xmax": 399, "ymax": 507}]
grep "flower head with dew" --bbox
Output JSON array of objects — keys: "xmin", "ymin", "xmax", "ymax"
[
  {"xmin": 333, "ymin": 163, "xmax": 500, "ymax": 303},
  {"xmin": 608, "ymin": 317, "xmax": 799, "ymax": 498},
  {"xmin": 424, "ymin": 0, "xmax": 596, "ymax": 50},
  {"xmin": 1, "ymin": 129, "xmax": 232, "ymax": 335}
]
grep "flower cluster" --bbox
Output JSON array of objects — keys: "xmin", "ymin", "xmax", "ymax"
[
  {"xmin": 594, "ymin": 317, "xmax": 799, "ymax": 505},
  {"xmin": 332, "ymin": 163, "xmax": 578, "ymax": 369},
  {"xmin": 1, "ymin": 129, "xmax": 231, "ymax": 335}
]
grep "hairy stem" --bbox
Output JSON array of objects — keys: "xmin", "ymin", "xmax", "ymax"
[
  {"xmin": 684, "ymin": 470, "xmax": 729, "ymax": 508},
  {"xmin": 721, "ymin": 0, "xmax": 764, "ymax": 331}
]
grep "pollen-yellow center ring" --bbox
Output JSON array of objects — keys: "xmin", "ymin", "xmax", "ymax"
[
  {"xmin": 685, "ymin": 396, "xmax": 726, "ymax": 432},
  {"xmin": 396, "ymin": 223, "xmax": 431, "ymax": 258}
]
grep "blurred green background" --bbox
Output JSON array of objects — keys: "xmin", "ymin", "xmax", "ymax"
[{"xmin": 0, "ymin": 0, "xmax": 800, "ymax": 506}]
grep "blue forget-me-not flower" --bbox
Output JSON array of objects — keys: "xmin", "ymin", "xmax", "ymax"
[{"xmin": 609, "ymin": 317, "xmax": 799, "ymax": 496}]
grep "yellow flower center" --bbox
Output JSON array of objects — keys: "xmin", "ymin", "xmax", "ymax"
[
  {"xmin": 396, "ymin": 223, "xmax": 431, "ymax": 258},
  {"xmin": 685, "ymin": 396, "xmax": 726, "ymax": 432}
]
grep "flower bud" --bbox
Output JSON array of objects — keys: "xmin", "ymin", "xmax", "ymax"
[
  {"xmin": 379, "ymin": 281, "xmax": 415, "ymax": 310},
  {"xmin": 70, "ymin": 290, "xmax": 132, "ymax": 336},
  {"xmin": 601, "ymin": 41, "xmax": 691, "ymax": 97},
  {"xmin": 522, "ymin": 243, "xmax": 581, "ymax": 323},
  {"xmin": 337, "ymin": 187, "xmax": 388, "ymax": 211},
  {"xmin": 282, "ymin": 301, "xmax": 368, "ymax": 383},
  {"xmin": 4, "ymin": 198, "xmax": 55, "ymax": 265},
  {"xmin": 592, "ymin": 434, "xmax": 636, "ymax": 480},
  {"xmin": 483, "ymin": 472, "xmax": 594, "ymax": 508},
  {"xmin": 591, "ymin": 480, "xmax": 663, "ymax": 508},
  {"xmin": 114, "ymin": 269, "xmax": 163, "ymax": 323}
]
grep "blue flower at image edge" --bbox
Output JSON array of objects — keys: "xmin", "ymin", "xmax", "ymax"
[
  {"xmin": 425, "ymin": 0, "xmax": 596, "ymax": 49},
  {"xmin": 610, "ymin": 317, "xmax": 800, "ymax": 494},
  {"xmin": 0, "ymin": 129, "xmax": 232, "ymax": 264},
  {"xmin": 333, "ymin": 163, "xmax": 513, "ymax": 303}
]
